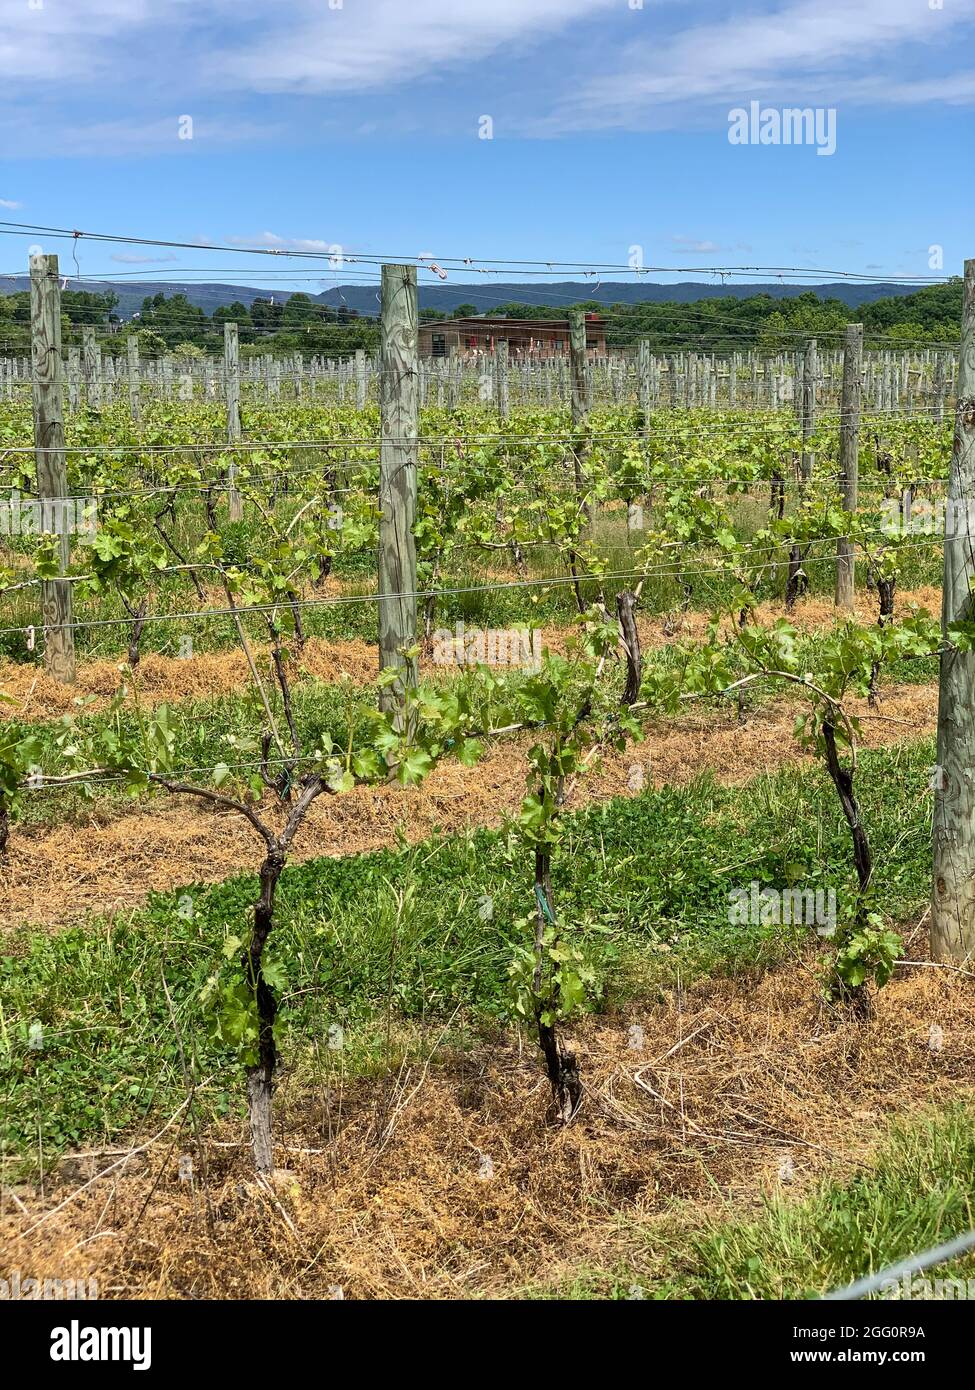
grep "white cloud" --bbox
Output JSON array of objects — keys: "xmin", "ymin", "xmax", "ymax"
[
  {"xmin": 670, "ymin": 237, "xmax": 754, "ymax": 255},
  {"xmin": 0, "ymin": 113, "xmax": 286, "ymax": 158},
  {"xmin": 0, "ymin": 0, "xmax": 620, "ymax": 97},
  {"xmin": 227, "ymin": 232, "xmax": 340, "ymax": 254},
  {"xmin": 0, "ymin": 0, "xmax": 153, "ymax": 82},
  {"xmin": 0, "ymin": 199, "xmax": 22, "ymax": 210},
  {"xmin": 548, "ymin": 0, "xmax": 975, "ymax": 130},
  {"xmin": 671, "ymin": 237, "xmax": 722, "ymax": 253},
  {"xmin": 0, "ymin": 0, "xmax": 971, "ymax": 151},
  {"xmin": 214, "ymin": 0, "xmax": 620, "ymax": 94}
]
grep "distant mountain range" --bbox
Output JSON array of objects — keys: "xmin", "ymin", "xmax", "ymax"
[{"xmin": 0, "ymin": 276, "xmax": 925, "ymax": 320}]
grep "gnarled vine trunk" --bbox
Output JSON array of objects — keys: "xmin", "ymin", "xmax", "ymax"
[
  {"xmin": 822, "ymin": 723, "xmax": 872, "ymax": 892},
  {"xmin": 244, "ymin": 847, "xmax": 286, "ymax": 1174},
  {"xmin": 533, "ymin": 847, "xmax": 581, "ymax": 1124},
  {"xmin": 822, "ymin": 718, "xmax": 874, "ymax": 1016},
  {"xmin": 124, "ymin": 597, "xmax": 148, "ymax": 669},
  {"xmin": 868, "ymin": 576, "xmax": 896, "ymax": 705},
  {"xmin": 616, "ymin": 589, "xmax": 642, "ymax": 706},
  {"xmin": 785, "ymin": 544, "xmax": 809, "ymax": 610}
]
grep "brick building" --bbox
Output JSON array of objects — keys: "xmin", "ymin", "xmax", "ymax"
[{"xmin": 418, "ymin": 314, "xmax": 606, "ymax": 359}]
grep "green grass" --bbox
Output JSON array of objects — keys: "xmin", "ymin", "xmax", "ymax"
[
  {"xmin": 527, "ymin": 1106, "xmax": 975, "ymax": 1300},
  {"xmin": 672, "ymin": 1106, "xmax": 975, "ymax": 1299},
  {"xmin": 0, "ymin": 736, "xmax": 937, "ymax": 1166}
]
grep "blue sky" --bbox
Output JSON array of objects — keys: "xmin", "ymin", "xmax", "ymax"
[{"xmin": 0, "ymin": 0, "xmax": 972, "ymax": 294}]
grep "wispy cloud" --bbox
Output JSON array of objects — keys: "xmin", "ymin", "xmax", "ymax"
[
  {"xmin": 671, "ymin": 237, "xmax": 722, "ymax": 254},
  {"xmin": 0, "ymin": 199, "xmax": 22, "ymax": 210},
  {"xmin": 110, "ymin": 253, "xmax": 179, "ymax": 264},
  {"xmin": 670, "ymin": 237, "xmax": 754, "ymax": 255},
  {"xmin": 547, "ymin": 0, "xmax": 975, "ymax": 131},
  {"xmin": 213, "ymin": 0, "xmax": 619, "ymax": 94},
  {"xmin": 0, "ymin": 0, "xmax": 153, "ymax": 83},
  {"xmin": 0, "ymin": 0, "xmax": 972, "ymax": 153},
  {"xmin": 0, "ymin": 111, "xmax": 286, "ymax": 158},
  {"xmin": 227, "ymin": 231, "xmax": 341, "ymax": 254}
]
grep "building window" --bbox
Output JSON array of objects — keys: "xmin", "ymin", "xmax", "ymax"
[{"xmin": 431, "ymin": 333, "xmax": 446, "ymax": 358}]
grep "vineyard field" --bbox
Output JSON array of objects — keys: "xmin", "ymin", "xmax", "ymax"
[{"xmin": 3, "ymin": 320, "xmax": 975, "ymax": 1308}]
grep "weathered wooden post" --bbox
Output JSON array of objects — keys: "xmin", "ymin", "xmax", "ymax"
[
  {"xmin": 494, "ymin": 339, "xmax": 510, "ymax": 419},
  {"xmin": 800, "ymin": 338, "xmax": 817, "ymax": 481},
  {"xmin": 66, "ymin": 346, "xmax": 81, "ymax": 413},
  {"xmin": 569, "ymin": 309, "xmax": 591, "ymax": 519},
  {"xmin": 30, "ymin": 254, "xmax": 76, "ymax": 683},
  {"xmin": 224, "ymin": 322, "xmax": 243, "ymax": 521},
  {"xmin": 81, "ymin": 324, "xmax": 101, "ymax": 412},
  {"xmin": 378, "ymin": 264, "xmax": 419, "ymax": 720},
  {"xmin": 355, "ymin": 348, "xmax": 367, "ymax": 410},
  {"xmin": 932, "ymin": 259, "xmax": 975, "ymax": 963},
  {"xmin": 934, "ymin": 352, "xmax": 947, "ymax": 425},
  {"xmin": 446, "ymin": 344, "xmax": 459, "ymax": 412},
  {"xmin": 638, "ymin": 339, "xmax": 651, "ymax": 431},
  {"xmin": 569, "ymin": 309, "xmax": 590, "ymax": 427},
  {"xmin": 835, "ymin": 324, "xmax": 862, "ymax": 609},
  {"xmin": 126, "ymin": 334, "xmax": 141, "ymax": 422}
]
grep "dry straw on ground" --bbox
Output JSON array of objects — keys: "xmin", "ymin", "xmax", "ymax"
[
  {"xmin": 1, "ymin": 935, "xmax": 969, "ymax": 1300},
  {"xmin": 0, "ymin": 681, "xmax": 937, "ymax": 933},
  {"xmin": 0, "ymin": 585, "xmax": 942, "ymax": 722}
]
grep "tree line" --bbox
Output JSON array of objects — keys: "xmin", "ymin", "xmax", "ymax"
[
  {"xmin": 467, "ymin": 282, "xmax": 963, "ymax": 353},
  {"xmin": 0, "ymin": 281, "xmax": 962, "ymax": 360},
  {"xmin": 0, "ymin": 289, "xmax": 377, "ymax": 358}
]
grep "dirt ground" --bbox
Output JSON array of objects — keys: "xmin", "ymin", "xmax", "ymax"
[
  {"xmin": 0, "ymin": 587, "xmax": 959, "ymax": 1302},
  {"xmin": 0, "ymin": 585, "xmax": 942, "ymax": 722},
  {"xmin": 0, "ymin": 680, "xmax": 937, "ymax": 933},
  {"xmin": 1, "ymin": 928, "xmax": 968, "ymax": 1300}
]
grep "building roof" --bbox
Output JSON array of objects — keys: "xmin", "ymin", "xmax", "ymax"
[{"xmin": 421, "ymin": 315, "xmax": 605, "ymax": 332}]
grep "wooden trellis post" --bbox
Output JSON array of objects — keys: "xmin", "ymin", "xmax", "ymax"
[
  {"xmin": 224, "ymin": 322, "xmax": 243, "ymax": 521},
  {"xmin": 835, "ymin": 324, "xmax": 862, "ymax": 608},
  {"xmin": 127, "ymin": 335, "xmax": 141, "ymax": 422},
  {"xmin": 932, "ymin": 258, "xmax": 975, "ymax": 963},
  {"xmin": 378, "ymin": 264, "xmax": 419, "ymax": 721},
  {"xmin": 800, "ymin": 338, "xmax": 817, "ymax": 481},
  {"xmin": 569, "ymin": 309, "xmax": 590, "ymax": 426},
  {"xmin": 81, "ymin": 324, "xmax": 101, "ymax": 412},
  {"xmin": 638, "ymin": 339, "xmax": 651, "ymax": 432},
  {"xmin": 494, "ymin": 339, "xmax": 510, "ymax": 419},
  {"xmin": 569, "ymin": 309, "xmax": 591, "ymax": 520},
  {"xmin": 30, "ymin": 254, "xmax": 76, "ymax": 683}
]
